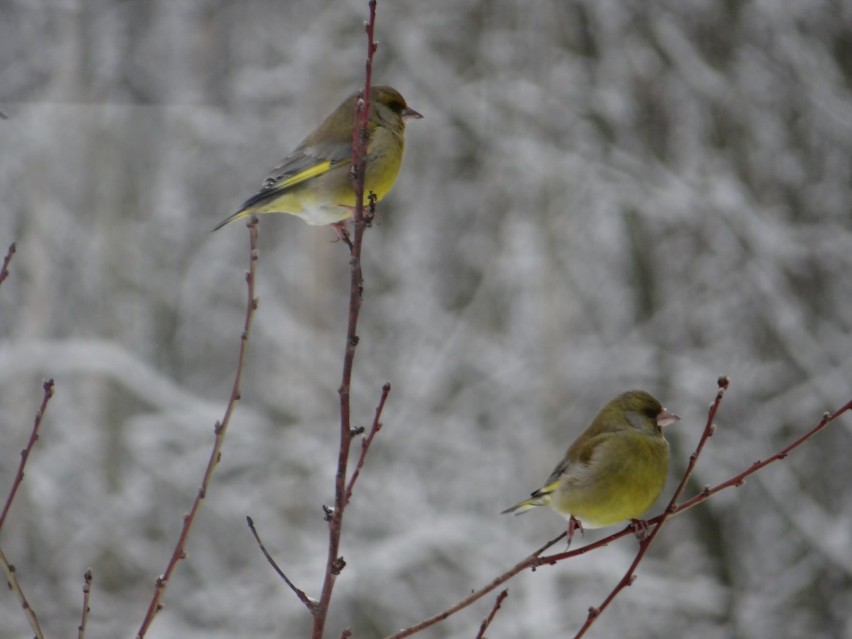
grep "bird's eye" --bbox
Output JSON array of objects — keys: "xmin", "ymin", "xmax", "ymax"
[{"xmin": 388, "ymin": 100, "xmax": 405, "ymax": 113}]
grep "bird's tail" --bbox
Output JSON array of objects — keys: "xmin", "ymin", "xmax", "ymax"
[
  {"xmin": 500, "ymin": 485, "xmax": 554, "ymax": 515},
  {"xmin": 212, "ymin": 208, "xmax": 251, "ymax": 232}
]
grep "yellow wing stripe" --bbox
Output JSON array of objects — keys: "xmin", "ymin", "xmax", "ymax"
[{"xmin": 276, "ymin": 160, "xmax": 335, "ymax": 189}]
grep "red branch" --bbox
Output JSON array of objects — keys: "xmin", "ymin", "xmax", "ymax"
[
  {"xmin": 136, "ymin": 217, "xmax": 260, "ymax": 638},
  {"xmin": 311, "ymin": 3, "xmax": 379, "ymax": 639},
  {"xmin": 0, "ymin": 378, "xmax": 55, "ymax": 532},
  {"xmin": 474, "ymin": 590, "xmax": 509, "ymax": 639},
  {"xmin": 0, "ymin": 378, "xmax": 54, "ymax": 639},
  {"xmin": 384, "ymin": 534, "xmax": 566, "ymax": 639},
  {"xmin": 345, "ymin": 382, "xmax": 391, "ymax": 506}
]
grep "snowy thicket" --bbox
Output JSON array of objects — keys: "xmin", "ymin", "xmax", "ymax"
[{"xmin": 1, "ymin": 1, "xmax": 851, "ymax": 638}]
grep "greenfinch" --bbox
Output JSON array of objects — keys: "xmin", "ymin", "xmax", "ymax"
[
  {"xmin": 502, "ymin": 390, "xmax": 678, "ymax": 538},
  {"xmin": 214, "ymin": 85, "xmax": 422, "ymax": 241}
]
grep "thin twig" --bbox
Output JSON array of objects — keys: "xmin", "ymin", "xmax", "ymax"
[
  {"xmin": 0, "ymin": 378, "xmax": 55, "ymax": 532},
  {"xmin": 246, "ymin": 516, "xmax": 317, "ymax": 612},
  {"xmin": 675, "ymin": 394, "xmax": 852, "ymax": 514},
  {"xmin": 0, "ymin": 544, "xmax": 44, "ymax": 639},
  {"xmin": 0, "ymin": 242, "xmax": 15, "ymax": 286},
  {"xmin": 345, "ymin": 382, "xmax": 391, "ymax": 506},
  {"xmin": 136, "ymin": 216, "xmax": 260, "ymax": 638},
  {"xmin": 311, "ymin": 4, "xmax": 379, "ymax": 639},
  {"xmin": 474, "ymin": 590, "xmax": 508, "ymax": 639},
  {"xmin": 384, "ymin": 533, "xmax": 566, "ymax": 639},
  {"xmin": 571, "ymin": 376, "xmax": 730, "ymax": 638},
  {"xmin": 78, "ymin": 568, "xmax": 93, "ymax": 639}
]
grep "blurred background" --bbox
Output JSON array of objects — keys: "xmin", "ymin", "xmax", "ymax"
[{"xmin": 1, "ymin": 0, "xmax": 851, "ymax": 637}]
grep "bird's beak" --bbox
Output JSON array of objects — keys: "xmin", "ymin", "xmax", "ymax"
[
  {"xmin": 402, "ymin": 106, "xmax": 423, "ymax": 122},
  {"xmin": 657, "ymin": 408, "xmax": 680, "ymax": 428}
]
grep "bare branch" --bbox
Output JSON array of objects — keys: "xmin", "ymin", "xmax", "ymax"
[
  {"xmin": 0, "ymin": 544, "xmax": 44, "ymax": 639},
  {"xmin": 311, "ymin": 3, "xmax": 380, "ymax": 638},
  {"xmin": 0, "ymin": 378, "xmax": 55, "ymax": 532},
  {"xmin": 136, "ymin": 216, "xmax": 260, "ymax": 638},
  {"xmin": 345, "ymin": 382, "xmax": 391, "ymax": 506},
  {"xmin": 78, "ymin": 568, "xmax": 93, "ymax": 639},
  {"xmin": 474, "ymin": 590, "xmax": 508, "ymax": 639},
  {"xmin": 384, "ymin": 534, "xmax": 565, "ymax": 639},
  {"xmin": 247, "ymin": 516, "xmax": 317, "ymax": 613},
  {"xmin": 675, "ymin": 393, "xmax": 852, "ymax": 515}
]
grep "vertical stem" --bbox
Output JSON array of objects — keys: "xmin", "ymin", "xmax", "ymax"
[{"xmin": 311, "ymin": 3, "xmax": 378, "ymax": 638}]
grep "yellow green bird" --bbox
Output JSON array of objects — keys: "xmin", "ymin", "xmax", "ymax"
[
  {"xmin": 502, "ymin": 390, "xmax": 679, "ymax": 539},
  {"xmin": 214, "ymin": 85, "xmax": 422, "ymax": 242}
]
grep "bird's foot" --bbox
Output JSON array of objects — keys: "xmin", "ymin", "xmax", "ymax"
[
  {"xmin": 629, "ymin": 518, "xmax": 651, "ymax": 541},
  {"xmin": 330, "ymin": 222, "xmax": 354, "ymax": 251},
  {"xmin": 566, "ymin": 516, "xmax": 584, "ymax": 548}
]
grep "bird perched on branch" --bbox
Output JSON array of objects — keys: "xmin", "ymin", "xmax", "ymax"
[
  {"xmin": 214, "ymin": 85, "xmax": 422, "ymax": 245},
  {"xmin": 502, "ymin": 390, "xmax": 679, "ymax": 542}
]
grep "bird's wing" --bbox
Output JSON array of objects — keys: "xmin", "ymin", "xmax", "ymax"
[
  {"xmin": 262, "ymin": 141, "xmax": 353, "ymax": 191},
  {"xmin": 532, "ymin": 433, "xmax": 608, "ymax": 498}
]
